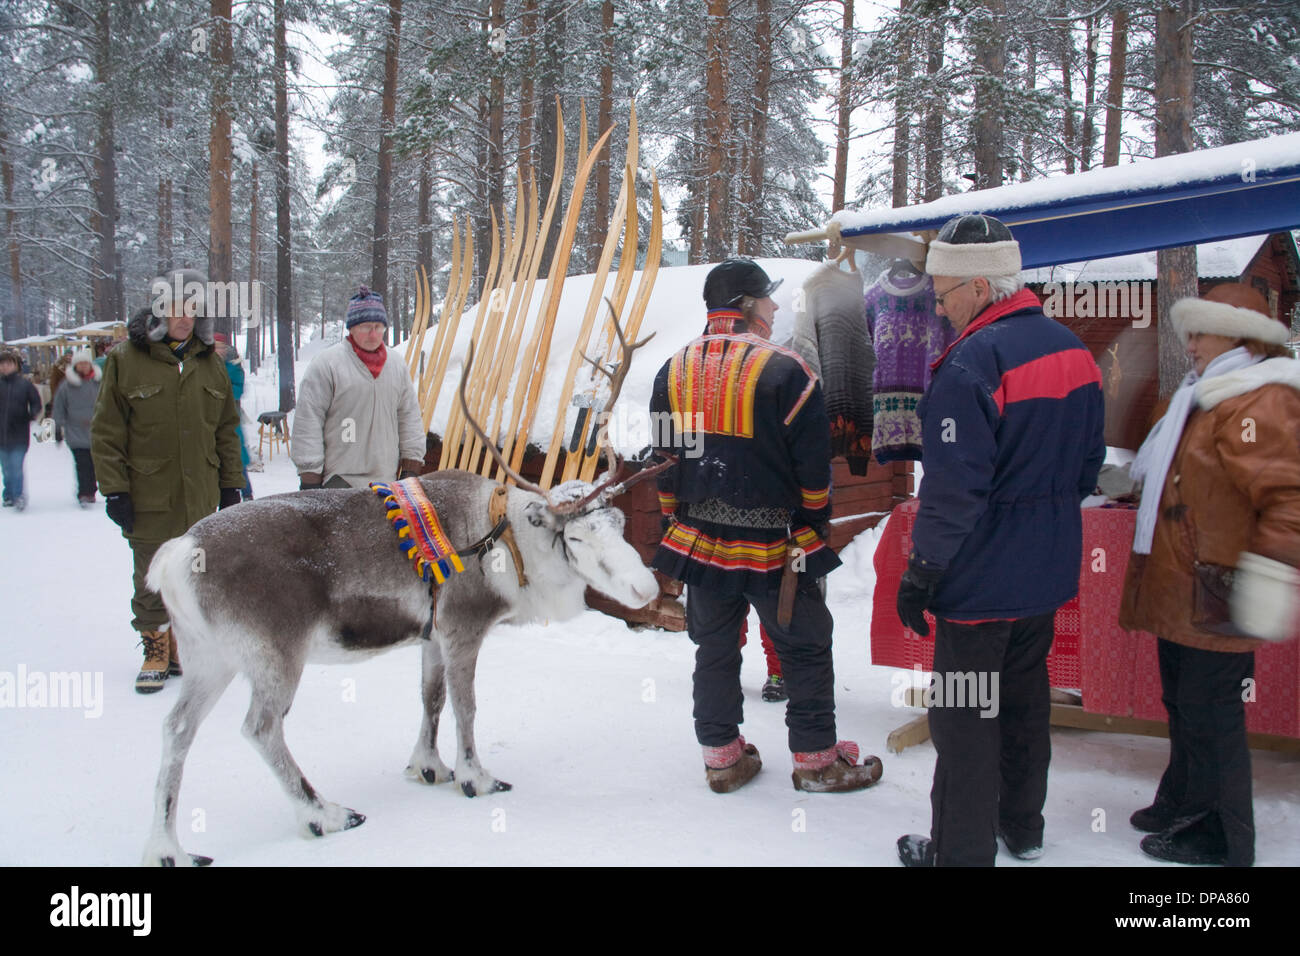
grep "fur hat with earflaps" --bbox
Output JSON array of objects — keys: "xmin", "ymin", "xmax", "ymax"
[
  {"xmin": 138, "ymin": 268, "xmax": 215, "ymax": 345},
  {"xmin": 1171, "ymin": 282, "xmax": 1286, "ymax": 347},
  {"xmin": 925, "ymin": 214, "xmax": 1022, "ymax": 278}
]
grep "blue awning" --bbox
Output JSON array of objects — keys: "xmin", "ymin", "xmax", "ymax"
[{"xmin": 819, "ymin": 134, "xmax": 1300, "ymax": 270}]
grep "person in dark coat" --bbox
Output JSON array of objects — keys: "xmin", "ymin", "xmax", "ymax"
[
  {"xmin": 895, "ymin": 215, "xmax": 1106, "ymax": 867},
  {"xmin": 650, "ymin": 257, "xmax": 883, "ymax": 795},
  {"xmin": 0, "ymin": 347, "xmax": 43, "ymax": 510},
  {"xmin": 52, "ymin": 348, "xmax": 102, "ymax": 505},
  {"xmin": 91, "ymin": 269, "xmax": 245, "ymax": 693}
]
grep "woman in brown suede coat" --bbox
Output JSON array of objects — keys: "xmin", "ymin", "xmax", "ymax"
[{"xmin": 1120, "ymin": 282, "xmax": 1300, "ymax": 867}]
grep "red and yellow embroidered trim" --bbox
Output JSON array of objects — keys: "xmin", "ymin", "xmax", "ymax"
[
  {"xmin": 370, "ymin": 478, "xmax": 466, "ymax": 584},
  {"xmin": 669, "ymin": 337, "xmax": 772, "ymax": 439},
  {"xmin": 660, "ymin": 523, "xmax": 825, "ymax": 574},
  {"xmin": 800, "ymin": 486, "xmax": 829, "ymax": 510}
]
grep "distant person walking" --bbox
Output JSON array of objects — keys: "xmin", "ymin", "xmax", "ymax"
[
  {"xmin": 51, "ymin": 348, "xmax": 102, "ymax": 506},
  {"xmin": 0, "ymin": 347, "xmax": 42, "ymax": 511}
]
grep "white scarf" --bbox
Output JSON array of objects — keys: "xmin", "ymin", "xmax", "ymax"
[{"xmin": 1130, "ymin": 347, "xmax": 1260, "ymax": 554}]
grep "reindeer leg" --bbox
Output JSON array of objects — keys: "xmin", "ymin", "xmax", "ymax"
[
  {"xmin": 406, "ymin": 637, "xmax": 454, "ymax": 784},
  {"xmin": 442, "ymin": 629, "xmax": 511, "ymax": 797},
  {"xmin": 142, "ymin": 662, "xmax": 235, "ymax": 867},
  {"xmin": 242, "ymin": 665, "xmax": 365, "ymax": 838}
]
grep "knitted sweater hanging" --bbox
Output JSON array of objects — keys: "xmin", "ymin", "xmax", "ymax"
[{"xmin": 865, "ymin": 271, "xmax": 953, "ymax": 463}]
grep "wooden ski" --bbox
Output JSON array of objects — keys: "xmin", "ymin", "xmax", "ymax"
[
  {"xmin": 439, "ymin": 207, "xmax": 503, "ymax": 470},
  {"xmin": 503, "ymin": 122, "xmax": 615, "ymax": 482},
  {"xmin": 420, "ymin": 216, "xmax": 474, "ymax": 433},
  {"xmin": 538, "ymin": 108, "xmax": 638, "ymax": 489},
  {"xmin": 578, "ymin": 171, "xmax": 663, "ymax": 483},
  {"xmin": 405, "ymin": 264, "xmax": 430, "ymax": 380}
]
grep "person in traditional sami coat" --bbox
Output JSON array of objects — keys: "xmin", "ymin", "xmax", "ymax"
[{"xmin": 650, "ymin": 257, "xmax": 883, "ymax": 795}]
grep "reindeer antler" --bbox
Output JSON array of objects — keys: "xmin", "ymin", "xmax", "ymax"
[{"xmin": 457, "ymin": 343, "xmax": 619, "ymax": 516}]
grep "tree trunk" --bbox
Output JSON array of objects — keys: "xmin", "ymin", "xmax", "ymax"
[
  {"xmin": 274, "ymin": 0, "xmax": 295, "ymax": 411},
  {"xmin": 1080, "ymin": 14, "xmax": 1098, "ymax": 171},
  {"xmin": 417, "ymin": 151, "xmax": 433, "ymax": 281},
  {"xmin": 372, "ymin": 0, "xmax": 402, "ymax": 309},
  {"xmin": 1, "ymin": 117, "xmax": 22, "ymax": 340},
  {"xmin": 93, "ymin": 0, "xmax": 119, "ymax": 325},
  {"xmin": 1154, "ymin": 0, "xmax": 1197, "ymax": 399},
  {"xmin": 703, "ymin": 0, "xmax": 729, "ymax": 262},
  {"xmin": 536, "ymin": 0, "xmax": 566, "ymax": 275},
  {"xmin": 247, "ymin": 159, "xmax": 258, "ymax": 372},
  {"xmin": 971, "ymin": 0, "xmax": 1006, "ymax": 190},
  {"xmin": 488, "ymin": 0, "xmax": 506, "ymax": 263},
  {"xmin": 1059, "ymin": 16, "xmax": 1076, "ymax": 175},
  {"xmin": 1021, "ymin": 38, "xmax": 1035, "ymax": 181},
  {"xmin": 922, "ymin": 10, "xmax": 945, "ymax": 202},
  {"xmin": 891, "ymin": 0, "xmax": 912, "ymax": 208},
  {"xmin": 688, "ymin": 111, "xmax": 704, "ymax": 264},
  {"xmin": 830, "ymin": 0, "xmax": 852, "ymax": 212},
  {"xmin": 589, "ymin": 0, "xmax": 614, "ymax": 271},
  {"xmin": 740, "ymin": 0, "xmax": 772, "ymax": 256},
  {"xmin": 518, "ymin": 0, "xmax": 538, "ymax": 190},
  {"xmin": 1102, "ymin": 5, "xmax": 1128, "ymax": 168},
  {"xmin": 157, "ymin": 50, "xmax": 174, "ymax": 275},
  {"xmin": 209, "ymin": 0, "xmax": 233, "ymax": 333}
]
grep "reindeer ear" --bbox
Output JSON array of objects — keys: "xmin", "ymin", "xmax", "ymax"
[{"xmin": 524, "ymin": 500, "xmax": 555, "ymax": 529}]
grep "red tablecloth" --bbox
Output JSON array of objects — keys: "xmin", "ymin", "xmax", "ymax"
[{"xmin": 870, "ymin": 499, "xmax": 1300, "ymax": 738}]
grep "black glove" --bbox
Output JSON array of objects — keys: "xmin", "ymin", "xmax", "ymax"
[
  {"xmin": 105, "ymin": 493, "xmax": 134, "ymax": 533},
  {"xmin": 896, "ymin": 560, "xmax": 944, "ymax": 637},
  {"xmin": 219, "ymin": 487, "xmax": 242, "ymax": 509},
  {"xmin": 299, "ymin": 472, "xmax": 323, "ymax": 490}
]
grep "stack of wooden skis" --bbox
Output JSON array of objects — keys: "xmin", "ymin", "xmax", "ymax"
[{"xmin": 404, "ymin": 100, "xmax": 664, "ymax": 491}]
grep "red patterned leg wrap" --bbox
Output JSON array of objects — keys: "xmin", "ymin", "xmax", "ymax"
[
  {"xmin": 702, "ymin": 735, "xmax": 748, "ymax": 769},
  {"xmin": 792, "ymin": 740, "xmax": 861, "ymax": 771}
]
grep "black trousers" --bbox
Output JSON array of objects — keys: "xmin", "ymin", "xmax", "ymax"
[
  {"xmin": 1152, "ymin": 638, "xmax": 1255, "ymax": 866},
  {"xmin": 685, "ymin": 582, "xmax": 836, "ymax": 753},
  {"xmin": 928, "ymin": 613, "xmax": 1055, "ymax": 866},
  {"xmin": 71, "ymin": 447, "xmax": 96, "ymax": 499}
]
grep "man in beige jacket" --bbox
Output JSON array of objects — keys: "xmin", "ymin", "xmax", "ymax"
[{"xmin": 293, "ymin": 286, "xmax": 426, "ymax": 489}]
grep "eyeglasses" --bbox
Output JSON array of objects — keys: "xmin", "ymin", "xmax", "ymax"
[{"xmin": 934, "ymin": 279, "xmax": 973, "ymax": 309}]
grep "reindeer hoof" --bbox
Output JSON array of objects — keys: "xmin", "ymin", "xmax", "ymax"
[
  {"xmin": 461, "ymin": 781, "xmax": 477, "ymax": 798},
  {"xmin": 344, "ymin": 809, "xmax": 366, "ymax": 830},
  {"xmin": 309, "ymin": 822, "xmax": 324, "ymax": 837},
  {"xmin": 407, "ymin": 763, "xmax": 455, "ymax": 785},
  {"xmin": 190, "ymin": 853, "xmax": 214, "ymax": 866},
  {"xmin": 160, "ymin": 857, "xmax": 174, "ymax": 868},
  {"xmin": 493, "ymin": 780, "xmax": 512, "ymax": 793}
]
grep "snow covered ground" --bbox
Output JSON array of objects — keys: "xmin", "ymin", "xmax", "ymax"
[{"xmin": 3, "ymin": 434, "xmax": 1297, "ymax": 868}]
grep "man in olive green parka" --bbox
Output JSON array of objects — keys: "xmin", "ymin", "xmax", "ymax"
[{"xmin": 92, "ymin": 269, "xmax": 245, "ymax": 693}]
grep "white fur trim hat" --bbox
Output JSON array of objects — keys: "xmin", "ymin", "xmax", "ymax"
[
  {"xmin": 70, "ymin": 348, "xmax": 94, "ymax": 366},
  {"xmin": 925, "ymin": 214, "xmax": 1022, "ymax": 278},
  {"xmin": 1170, "ymin": 282, "xmax": 1286, "ymax": 346}
]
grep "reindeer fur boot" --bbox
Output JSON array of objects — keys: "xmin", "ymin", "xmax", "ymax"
[
  {"xmin": 703, "ymin": 736, "xmax": 762, "ymax": 793},
  {"xmin": 791, "ymin": 740, "xmax": 883, "ymax": 793},
  {"xmin": 135, "ymin": 630, "xmax": 170, "ymax": 694}
]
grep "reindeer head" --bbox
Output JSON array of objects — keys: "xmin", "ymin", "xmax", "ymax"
[{"xmin": 457, "ymin": 339, "xmax": 676, "ymax": 611}]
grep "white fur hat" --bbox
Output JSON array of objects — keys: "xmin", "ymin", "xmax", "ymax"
[
  {"xmin": 70, "ymin": 348, "xmax": 94, "ymax": 366},
  {"xmin": 925, "ymin": 214, "xmax": 1022, "ymax": 278},
  {"xmin": 1170, "ymin": 283, "xmax": 1286, "ymax": 346}
]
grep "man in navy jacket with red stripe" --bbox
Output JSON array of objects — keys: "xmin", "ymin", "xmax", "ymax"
[{"xmin": 896, "ymin": 215, "xmax": 1105, "ymax": 867}]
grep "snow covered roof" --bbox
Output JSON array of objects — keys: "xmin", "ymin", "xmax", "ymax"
[
  {"xmin": 827, "ymin": 133, "xmax": 1300, "ymax": 270},
  {"xmin": 1020, "ymin": 233, "xmax": 1287, "ymax": 283}
]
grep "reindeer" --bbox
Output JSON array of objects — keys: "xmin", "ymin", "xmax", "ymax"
[{"xmin": 142, "ymin": 333, "xmax": 671, "ymax": 866}]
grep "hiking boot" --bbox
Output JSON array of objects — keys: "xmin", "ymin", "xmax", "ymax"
[
  {"xmin": 897, "ymin": 834, "xmax": 935, "ymax": 867},
  {"xmin": 703, "ymin": 737, "xmax": 762, "ymax": 794},
  {"xmin": 1130, "ymin": 802, "xmax": 1178, "ymax": 834},
  {"xmin": 14, "ymin": 495, "xmax": 26, "ymax": 511},
  {"xmin": 761, "ymin": 675, "xmax": 787, "ymax": 702},
  {"xmin": 168, "ymin": 631, "xmax": 182, "ymax": 677},
  {"xmin": 135, "ymin": 630, "xmax": 170, "ymax": 694},
  {"xmin": 998, "ymin": 828, "xmax": 1043, "ymax": 861},
  {"xmin": 791, "ymin": 741, "xmax": 883, "ymax": 793}
]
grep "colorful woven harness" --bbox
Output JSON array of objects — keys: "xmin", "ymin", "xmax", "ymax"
[{"xmin": 370, "ymin": 478, "xmax": 467, "ymax": 584}]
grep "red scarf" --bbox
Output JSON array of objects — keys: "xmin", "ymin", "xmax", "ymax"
[
  {"xmin": 348, "ymin": 335, "xmax": 387, "ymax": 378},
  {"xmin": 930, "ymin": 288, "xmax": 1041, "ymax": 373}
]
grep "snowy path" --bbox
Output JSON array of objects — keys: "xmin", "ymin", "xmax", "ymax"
[{"xmin": 1, "ymin": 436, "xmax": 1297, "ymax": 867}]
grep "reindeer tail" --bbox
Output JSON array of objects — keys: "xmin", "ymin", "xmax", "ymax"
[{"xmin": 147, "ymin": 535, "xmax": 207, "ymax": 641}]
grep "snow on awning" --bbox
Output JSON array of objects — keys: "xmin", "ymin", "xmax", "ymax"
[
  {"xmin": 793, "ymin": 133, "xmax": 1300, "ymax": 271},
  {"xmin": 1019, "ymin": 234, "xmax": 1291, "ymax": 284}
]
